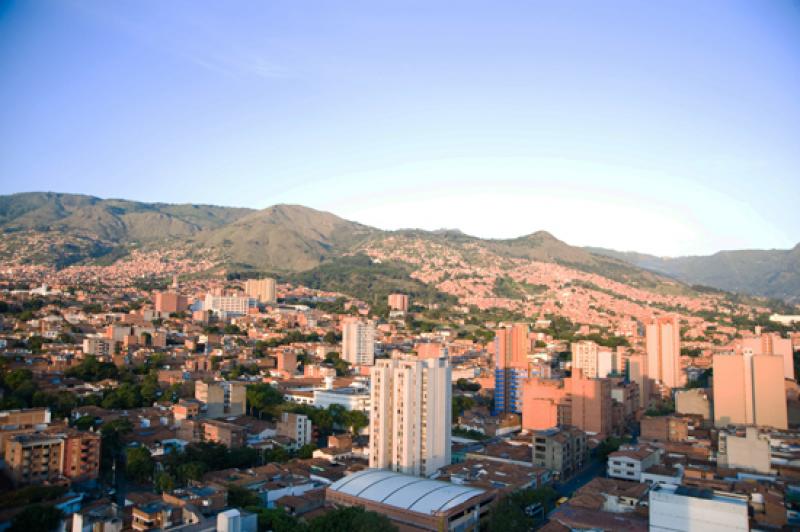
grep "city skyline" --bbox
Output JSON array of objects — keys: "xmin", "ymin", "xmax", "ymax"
[{"xmin": 2, "ymin": 1, "xmax": 800, "ymax": 256}]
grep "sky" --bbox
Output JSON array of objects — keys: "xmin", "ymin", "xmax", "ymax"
[{"xmin": 1, "ymin": 0, "xmax": 799, "ymax": 257}]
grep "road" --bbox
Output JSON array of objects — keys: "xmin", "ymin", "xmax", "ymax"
[{"xmin": 554, "ymin": 458, "xmax": 606, "ymax": 498}]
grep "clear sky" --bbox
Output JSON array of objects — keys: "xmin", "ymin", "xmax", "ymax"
[{"xmin": 1, "ymin": 1, "xmax": 799, "ymax": 257}]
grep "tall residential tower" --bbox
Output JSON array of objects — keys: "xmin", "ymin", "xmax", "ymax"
[{"xmin": 369, "ymin": 354, "xmax": 451, "ymax": 477}]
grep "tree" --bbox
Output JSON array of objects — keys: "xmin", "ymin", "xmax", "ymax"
[
  {"xmin": 596, "ymin": 436, "xmax": 623, "ymax": 461},
  {"xmin": 126, "ymin": 446, "xmax": 154, "ymax": 484},
  {"xmin": 8, "ymin": 504, "xmax": 63, "ymax": 532},
  {"xmin": 323, "ymin": 331, "xmax": 340, "ymax": 345},
  {"xmin": 344, "ymin": 410, "xmax": 369, "ymax": 435},
  {"xmin": 227, "ymin": 484, "xmax": 260, "ymax": 507},
  {"xmin": 486, "ymin": 487, "xmax": 557, "ymax": 532},
  {"xmin": 263, "ymin": 446, "xmax": 290, "ymax": 464},
  {"xmin": 455, "ymin": 378, "xmax": 481, "ymax": 392},
  {"xmin": 247, "ymin": 383, "xmax": 285, "ymax": 419},
  {"xmin": 155, "ymin": 471, "xmax": 176, "ymax": 493},
  {"xmin": 328, "ymin": 404, "xmax": 347, "ymax": 426},
  {"xmin": 297, "ymin": 443, "xmax": 317, "ymax": 459},
  {"xmin": 307, "ymin": 506, "xmax": 397, "ymax": 532},
  {"xmin": 452, "ymin": 395, "xmax": 475, "ymax": 419},
  {"xmin": 176, "ymin": 462, "xmax": 207, "ymax": 484},
  {"xmin": 100, "ymin": 418, "xmax": 133, "ymax": 475},
  {"xmin": 245, "ymin": 506, "xmax": 302, "ymax": 532},
  {"xmin": 74, "ymin": 415, "xmax": 96, "ymax": 431}
]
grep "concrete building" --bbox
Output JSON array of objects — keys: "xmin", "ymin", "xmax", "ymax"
[
  {"xmin": 0, "ymin": 407, "xmax": 51, "ymax": 429},
  {"xmin": 217, "ymin": 509, "xmax": 257, "ymax": 532},
  {"xmin": 572, "ymin": 340, "xmax": 600, "ymax": 378},
  {"xmin": 341, "ymin": 318, "xmax": 376, "ymax": 366},
  {"xmin": 625, "ymin": 352, "xmax": 651, "ymax": 409},
  {"xmin": 649, "ymin": 484, "xmax": 749, "ymax": 532},
  {"xmin": 675, "ymin": 388, "xmax": 712, "ymax": 422},
  {"xmin": 245, "ymin": 278, "xmax": 276, "ymax": 304},
  {"xmin": 520, "ymin": 370, "xmax": 612, "ymax": 435},
  {"xmin": 572, "ymin": 341, "xmax": 617, "ymax": 379},
  {"xmin": 741, "ymin": 332, "xmax": 795, "ymax": 380},
  {"xmin": 195, "ymin": 380, "xmax": 247, "ymax": 418},
  {"xmin": 4, "ymin": 429, "xmax": 100, "ymax": 486},
  {"xmin": 203, "ymin": 293, "xmax": 255, "ymax": 317},
  {"xmin": 4, "ymin": 433, "xmax": 64, "ymax": 485},
  {"xmin": 277, "ymin": 412, "xmax": 312, "ymax": 447},
  {"xmin": 326, "ymin": 469, "xmax": 494, "ymax": 532},
  {"xmin": 646, "ymin": 315, "xmax": 683, "ymax": 389},
  {"xmin": 201, "ymin": 419, "xmax": 246, "ymax": 448},
  {"xmin": 494, "ymin": 323, "xmax": 530, "ymax": 414},
  {"xmin": 388, "ymin": 293, "xmax": 409, "ymax": 312},
  {"xmin": 83, "ymin": 335, "xmax": 115, "ymax": 357},
  {"xmin": 313, "ymin": 386, "xmax": 370, "ymax": 412},
  {"xmin": 718, "ymin": 427, "xmax": 772, "ymax": 474},
  {"xmin": 607, "ymin": 445, "xmax": 662, "ymax": 482},
  {"xmin": 532, "ymin": 426, "xmax": 588, "ymax": 481},
  {"xmin": 713, "ymin": 352, "xmax": 788, "ymax": 429},
  {"xmin": 370, "ymin": 355, "xmax": 451, "ymax": 477},
  {"xmin": 570, "ymin": 369, "xmax": 613, "ymax": 436},
  {"xmin": 154, "ymin": 291, "xmax": 188, "ymax": 314},
  {"xmin": 640, "ymin": 416, "xmax": 689, "ymax": 443}
]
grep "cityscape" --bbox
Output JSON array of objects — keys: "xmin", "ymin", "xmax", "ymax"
[{"xmin": 2, "ymin": 2, "xmax": 800, "ymax": 532}]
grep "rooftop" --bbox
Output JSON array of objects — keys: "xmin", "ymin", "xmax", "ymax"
[{"xmin": 328, "ymin": 469, "xmax": 486, "ymax": 515}]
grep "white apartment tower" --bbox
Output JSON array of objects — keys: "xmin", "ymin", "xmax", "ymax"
[
  {"xmin": 369, "ymin": 355, "xmax": 452, "ymax": 477},
  {"xmin": 342, "ymin": 318, "xmax": 376, "ymax": 366}
]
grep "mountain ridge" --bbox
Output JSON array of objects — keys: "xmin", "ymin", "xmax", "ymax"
[{"xmin": 2, "ymin": 192, "xmax": 798, "ymax": 302}]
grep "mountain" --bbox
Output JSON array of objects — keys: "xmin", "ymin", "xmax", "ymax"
[
  {"xmin": 589, "ymin": 245, "xmax": 800, "ymax": 304},
  {"xmin": 194, "ymin": 204, "xmax": 377, "ymax": 271},
  {"xmin": 3, "ymin": 191, "xmax": 797, "ymax": 303},
  {"xmin": 0, "ymin": 192, "xmax": 251, "ymax": 241}
]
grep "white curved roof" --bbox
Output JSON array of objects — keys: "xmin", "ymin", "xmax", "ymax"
[{"xmin": 328, "ymin": 469, "xmax": 486, "ymax": 515}]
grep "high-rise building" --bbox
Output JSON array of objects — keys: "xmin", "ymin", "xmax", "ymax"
[
  {"xmin": 571, "ymin": 341, "xmax": 617, "ymax": 379},
  {"xmin": 369, "ymin": 355, "xmax": 451, "ymax": 477},
  {"xmin": 624, "ymin": 353, "xmax": 651, "ymax": 409},
  {"xmin": 713, "ymin": 352, "xmax": 787, "ymax": 429},
  {"xmin": 387, "ymin": 293, "xmax": 409, "ymax": 312},
  {"xmin": 572, "ymin": 340, "xmax": 600, "ymax": 378},
  {"xmin": 521, "ymin": 370, "xmax": 613, "ymax": 436},
  {"xmin": 741, "ymin": 332, "xmax": 794, "ymax": 380},
  {"xmin": 494, "ymin": 323, "xmax": 530, "ymax": 414},
  {"xmin": 342, "ymin": 318, "xmax": 376, "ymax": 366},
  {"xmin": 646, "ymin": 316, "xmax": 683, "ymax": 389},
  {"xmin": 245, "ymin": 278, "xmax": 277, "ymax": 304},
  {"xmin": 569, "ymin": 369, "xmax": 614, "ymax": 436}
]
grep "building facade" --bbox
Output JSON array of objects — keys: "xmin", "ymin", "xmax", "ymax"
[
  {"xmin": 645, "ymin": 315, "xmax": 682, "ymax": 390},
  {"xmin": 493, "ymin": 323, "xmax": 530, "ymax": 414},
  {"xmin": 370, "ymin": 355, "xmax": 451, "ymax": 477},
  {"xmin": 245, "ymin": 278, "xmax": 276, "ymax": 304},
  {"xmin": 713, "ymin": 352, "xmax": 788, "ymax": 429},
  {"xmin": 341, "ymin": 318, "xmax": 376, "ymax": 366}
]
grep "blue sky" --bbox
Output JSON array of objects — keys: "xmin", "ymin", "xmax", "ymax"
[{"xmin": 1, "ymin": 1, "xmax": 799, "ymax": 256}]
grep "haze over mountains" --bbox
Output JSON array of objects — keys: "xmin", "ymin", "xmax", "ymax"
[{"xmin": 2, "ymin": 192, "xmax": 799, "ymax": 303}]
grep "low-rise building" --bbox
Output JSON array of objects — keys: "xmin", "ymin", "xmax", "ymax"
[
  {"xmin": 607, "ymin": 445, "xmax": 662, "ymax": 482},
  {"xmin": 532, "ymin": 426, "xmax": 588, "ymax": 481},
  {"xmin": 649, "ymin": 484, "xmax": 749, "ymax": 532},
  {"xmin": 326, "ymin": 469, "xmax": 495, "ymax": 532},
  {"xmin": 640, "ymin": 415, "xmax": 689, "ymax": 443},
  {"xmin": 718, "ymin": 426, "xmax": 772, "ymax": 474}
]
